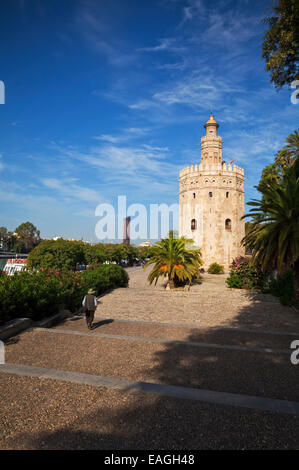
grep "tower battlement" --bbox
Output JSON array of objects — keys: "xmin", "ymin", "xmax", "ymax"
[{"xmin": 179, "ymin": 163, "xmax": 244, "ymax": 178}]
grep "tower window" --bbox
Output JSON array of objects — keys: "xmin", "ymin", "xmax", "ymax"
[
  {"xmin": 191, "ymin": 219, "xmax": 197, "ymax": 231},
  {"xmin": 226, "ymin": 192, "xmax": 229, "ymax": 198},
  {"xmin": 209, "ymin": 192, "xmax": 213, "ymax": 197},
  {"xmin": 193, "ymin": 193, "xmax": 196, "ymax": 198},
  {"xmin": 225, "ymin": 219, "xmax": 232, "ymax": 230}
]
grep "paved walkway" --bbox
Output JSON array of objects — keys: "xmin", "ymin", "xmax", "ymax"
[
  {"xmin": 97, "ymin": 268, "xmax": 299, "ymax": 331},
  {"xmin": 0, "ymin": 269, "xmax": 299, "ymax": 449}
]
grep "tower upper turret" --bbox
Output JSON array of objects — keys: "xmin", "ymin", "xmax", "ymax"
[
  {"xmin": 204, "ymin": 113, "xmax": 219, "ymax": 135},
  {"xmin": 201, "ymin": 113, "xmax": 222, "ymax": 166}
]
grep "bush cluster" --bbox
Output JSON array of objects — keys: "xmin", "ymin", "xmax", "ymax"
[
  {"xmin": 207, "ymin": 263, "xmax": 224, "ymax": 274},
  {"xmin": 0, "ymin": 264, "xmax": 128, "ymax": 326},
  {"xmin": 268, "ymin": 270, "xmax": 296, "ymax": 306},
  {"xmin": 226, "ymin": 256, "xmax": 266, "ymax": 290}
]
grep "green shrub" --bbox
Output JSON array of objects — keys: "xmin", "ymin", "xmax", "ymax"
[
  {"xmin": 226, "ymin": 256, "xmax": 266, "ymax": 290},
  {"xmin": 268, "ymin": 270, "xmax": 296, "ymax": 306},
  {"xmin": 0, "ymin": 264, "xmax": 128, "ymax": 326},
  {"xmin": 225, "ymin": 272, "xmax": 244, "ymax": 288},
  {"xmin": 208, "ymin": 262, "xmax": 224, "ymax": 274}
]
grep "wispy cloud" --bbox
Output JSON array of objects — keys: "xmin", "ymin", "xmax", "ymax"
[
  {"xmin": 93, "ymin": 127, "xmax": 150, "ymax": 144},
  {"xmin": 93, "ymin": 134, "xmax": 124, "ymax": 144},
  {"xmin": 137, "ymin": 37, "xmax": 185, "ymax": 54},
  {"xmin": 41, "ymin": 177, "xmax": 103, "ymax": 203},
  {"xmin": 129, "ymin": 72, "xmax": 246, "ymax": 122},
  {"xmin": 45, "ymin": 139, "xmax": 181, "ymax": 201},
  {"xmin": 74, "ymin": 1, "xmax": 137, "ymax": 66}
]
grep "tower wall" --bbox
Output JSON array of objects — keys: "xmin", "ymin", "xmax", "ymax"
[{"xmin": 179, "ymin": 116, "xmax": 245, "ymax": 271}]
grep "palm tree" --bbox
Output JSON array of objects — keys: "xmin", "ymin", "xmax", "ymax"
[
  {"xmin": 257, "ymin": 130, "xmax": 298, "ymax": 191},
  {"xmin": 145, "ymin": 232, "xmax": 203, "ymax": 288},
  {"xmin": 285, "ymin": 130, "xmax": 299, "ymax": 159},
  {"xmin": 242, "ymin": 157, "xmax": 299, "ymax": 281}
]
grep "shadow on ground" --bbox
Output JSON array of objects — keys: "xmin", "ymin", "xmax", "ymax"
[{"xmin": 4, "ymin": 291, "xmax": 299, "ymax": 450}]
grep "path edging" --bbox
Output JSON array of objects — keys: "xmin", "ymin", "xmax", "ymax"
[
  {"xmin": 1, "ymin": 362, "xmax": 299, "ymax": 416},
  {"xmin": 0, "ymin": 310, "xmax": 70, "ymax": 340}
]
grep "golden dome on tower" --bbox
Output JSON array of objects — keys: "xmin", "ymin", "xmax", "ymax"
[{"xmin": 204, "ymin": 112, "xmax": 219, "ymax": 128}]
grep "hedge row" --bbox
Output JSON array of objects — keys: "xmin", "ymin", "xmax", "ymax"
[{"xmin": 0, "ymin": 264, "xmax": 128, "ymax": 325}]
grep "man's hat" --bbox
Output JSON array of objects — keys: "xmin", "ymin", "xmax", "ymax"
[{"xmin": 88, "ymin": 288, "xmax": 96, "ymax": 295}]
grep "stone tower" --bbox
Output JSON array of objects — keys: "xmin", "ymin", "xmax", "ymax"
[{"xmin": 179, "ymin": 113, "xmax": 245, "ymax": 270}]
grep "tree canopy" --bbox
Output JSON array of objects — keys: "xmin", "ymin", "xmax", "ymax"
[{"xmin": 262, "ymin": 0, "xmax": 299, "ymax": 89}]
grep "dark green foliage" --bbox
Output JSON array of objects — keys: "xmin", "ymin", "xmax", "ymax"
[
  {"xmin": 257, "ymin": 131, "xmax": 298, "ymax": 191},
  {"xmin": 243, "ymin": 156, "xmax": 299, "ymax": 274},
  {"xmin": 226, "ymin": 257, "xmax": 266, "ymax": 290},
  {"xmin": 262, "ymin": 0, "xmax": 299, "ymax": 89},
  {"xmin": 27, "ymin": 240, "xmax": 140, "ymax": 270},
  {"xmin": 27, "ymin": 239, "xmax": 86, "ymax": 271},
  {"xmin": 0, "ymin": 222, "xmax": 41, "ymax": 253},
  {"xmin": 225, "ymin": 272, "xmax": 244, "ymax": 289},
  {"xmin": 268, "ymin": 270, "xmax": 296, "ymax": 306},
  {"xmin": 81, "ymin": 264, "xmax": 128, "ymax": 295},
  {"xmin": 83, "ymin": 244, "xmax": 106, "ymax": 265},
  {"xmin": 0, "ymin": 264, "xmax": 128, "ymax": 326},
  {"xmin": 207, "ymin": 262, "xmax": 224, "ymax": 274}
]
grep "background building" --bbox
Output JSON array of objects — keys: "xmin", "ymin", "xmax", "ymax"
[
  {"xmin": 123, "ymin": 216, "xmax": 131, "ymax": 245},
  {"xmin": 179, "ymin": 114, "xmax": 245, "ymax": 270}
]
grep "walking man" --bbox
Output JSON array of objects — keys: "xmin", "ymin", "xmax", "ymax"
[{"xmin": 82, "ymin": 288, "xmax": 98, "ymax": 329}]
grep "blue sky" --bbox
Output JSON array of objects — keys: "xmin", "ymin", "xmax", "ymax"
[{"xmin": 0, "ymin": 0, "xmax": 298, "ymax": 243}]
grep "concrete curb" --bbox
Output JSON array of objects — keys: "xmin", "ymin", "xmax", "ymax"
[
  {"xmin": 0, "ymin": 318, "xmax": 32, "ymax": 341},
  {"xmin": 35, "ymin": 327, "xmax": 291, "ymax": 355},
  {"xmin": 35, "ymin": 310, "xmax": 71, "ymax": 328},
  {"xmin": 0, "ymin": 310, "xmax": 71, "ymax": 340},
  {"xmin": 1, "ymin": 362, "xmax": 299, "ymax": 416}
]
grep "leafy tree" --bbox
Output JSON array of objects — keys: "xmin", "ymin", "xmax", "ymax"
[
  {"xmin": 27, "ymin": 239, "xmax": 85, "ymax": 271},
  {"xmin": 100, "ymin": 243, "xmax": 138, "ymax": 265},
  {"xmin": 0, "ymin": 227, "xmax": 17, "ymax": 252},
  {"xmin": 117, "ymin": 244, "xmax": 138, "ymax": 264},
  {"xmin": 138, "ymin": 245, "xmax": 157, "ymax": 260},
  {"xmin": 262, "ymin": 0, "xmax": 299, "ymax": 89},
  {"xmin": 0, "ymin": 227, "xmax": 8, "ymax": 250},
  {"xmin": 83, "ymin": 243, "xmax": 106, "ymax": 265},
  {"xmin": 15, "ymin": 221, "xmax": 40, "ymax": 252},
  {"xmin": 145, "ymin": 232, "xmax": 203, "ymax": 288}
]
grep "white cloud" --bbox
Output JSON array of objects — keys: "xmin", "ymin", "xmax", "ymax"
[
  {"xmin": 137, "ymin": 37, "xmax": 185, "ymax": 54},
  {"xmin": 129, "ymin": 72, "xmax": 245, "ymax": 119},
  {"xmin": 41, "ymin": 178, "xmax": 103, "ymax": 203},
  {"xmin": 93, "ymin": 134, "xmax": 123, "ymax": 143},
  {"xmin": 93, "ymin": 128, "xmax": 150, "ymax": 143},
  {"xmin": 48, "ymin": 141, "xmax": 181, "ymax": 201}
]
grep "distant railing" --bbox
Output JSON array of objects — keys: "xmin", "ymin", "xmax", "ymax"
[{"xmin": 0, "ymin": 252, "xmax": 28, "ymax": 258}]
